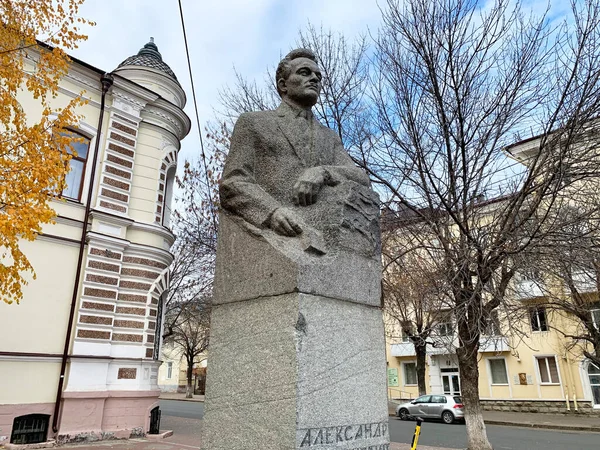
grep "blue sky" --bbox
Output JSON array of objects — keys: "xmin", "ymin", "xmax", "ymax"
[
  {"xmin": 68, "ymin": 0, "xmax": 571, "ymax": 169},
  {"xmin": 69, "ymin": 0, "xmax": 383, "ymax": 166}
]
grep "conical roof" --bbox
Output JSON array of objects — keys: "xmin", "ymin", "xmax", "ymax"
[{"xmin": 116, "ymin": 38, "xmax": 179, "ymax": 83}]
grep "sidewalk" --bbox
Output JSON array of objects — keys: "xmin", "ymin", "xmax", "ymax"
[
  {"xmin": 159, "ymin": 392, "xmax": 205, "ymax": 402},
  {"xmin": 388, "ymin": 400, "xmax": 600, "ymax": 432}
]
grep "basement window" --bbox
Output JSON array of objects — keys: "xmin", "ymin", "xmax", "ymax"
[{"xmin": 11, "ymin": 414, "xmax": 50, "ymax": 444}]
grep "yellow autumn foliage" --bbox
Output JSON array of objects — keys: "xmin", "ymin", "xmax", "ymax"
[{"xmin": 0, "ymin": 0, "xmax": 94, "ymax": 304}]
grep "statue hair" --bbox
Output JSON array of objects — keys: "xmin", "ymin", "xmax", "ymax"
[{"xmin": 275, "ymin": 48, "xmax": 317, "ymax": 97}]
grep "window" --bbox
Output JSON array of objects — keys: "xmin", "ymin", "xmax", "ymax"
[
  {"xmin": 588, "ymin": 362, "xmax": 600, "ymax": 406},
  {"xmin": 404, "ymin": 362, "xmax": 417, "ymax": 386},
  {"xmin": 437, "ymin": 321, "xmax": 453, "ymax": 336},
  {"xmin": 413, "ymin": 395, "xmax": 431, "ymax": 404},
  {"xmin": 431, "ymin": 395, "xmax": 447, "ymax": 404},
  {"xmin": 162, "ymin": 166, "xmax": 176, "ymax": 227},
  {"xmin": 536, "ymin": 356, "xmax": 560, "ymax": 384},
  {"xmin": 11, "ymin": 414, "xmax": 49, "ymax": 444},
  {"xmin": 400, "ymin": 321, "xmax": 413, "ymax": 343},
  {"xmin": 60, "ymin": 130, "xmax": 90, "ymax": 200},
  {"xmin": 489, "ymin": 358, "xmax": 509, "ymax": 384},
  {"xmin": 166, "ymin": 362, "xmax": 173, "ymax": 379},
  {"xmin": 483, "ymin": 311, "xmax": 501, "ymax": 336},
  {"xmin": 530, "ymin": 306, "xmax": 548, "ymax": 332},
  {"xmin": 592, "ymin": 309, "xmax": 600, "ymax": 330}
]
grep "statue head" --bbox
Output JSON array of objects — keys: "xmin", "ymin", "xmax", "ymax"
[{"xmin": 276, "ymin": 48, "xmax": 322, "ymax": 108}]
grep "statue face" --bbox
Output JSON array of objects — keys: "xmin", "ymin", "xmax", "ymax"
[{"xmin": 279, "ymin": 57, "xmax": 322, "ymax": 107}]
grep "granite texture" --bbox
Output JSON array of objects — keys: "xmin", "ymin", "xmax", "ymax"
[
  {"xmin": 201, "ymin": 293, "xmax": 389, "ymax": 450},
  {"xmin": 203, "ymin": 49, "xmax": 387, "ymax": 449},
  {"xmin": 214, "ymin": 213, "xmax": 381, "ymax": 306}
]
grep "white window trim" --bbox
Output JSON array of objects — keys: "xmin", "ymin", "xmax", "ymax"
[
  {"xmin": 166, "ymin": 361, "xmax": 173, "ymax": 379},
  {"xmin": 535, "ymin": 355, "xmax": 562, "ymax": 386},
  {"xmin": 487, "ymin": 357, "xmax": 510, "ymax": 386},
  {"xmin": 402, "ymin": 361, "xmax": 418, "ymax": 387}
]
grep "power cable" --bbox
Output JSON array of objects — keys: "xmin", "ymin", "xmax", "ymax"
[{"xmin": 177, "ymin": 0, "xmax": 218, "ymax": 231}]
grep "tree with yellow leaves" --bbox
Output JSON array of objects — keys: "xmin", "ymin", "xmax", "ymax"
[{"xmin": 1, "ymin": 0, "xmax": 93, "ymax": 304}]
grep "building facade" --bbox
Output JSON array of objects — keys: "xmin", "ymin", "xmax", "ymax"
[
  {"xmin": 387, "ymin": 302, "xmax": 600, "ymax": 415},
  {"xmin": 0, "ymin": 39, "xmax": 190, "ymax": 444}
]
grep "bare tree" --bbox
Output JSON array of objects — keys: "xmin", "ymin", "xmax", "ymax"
[
  {"xmin": 517, "ymin": 203, "xmax": 600, "ymax": 368},
  {"xmin": 164, "ymin": 298, "xmax": 211, "ymax": 398},
  {"xmin": 370, "ymin": 1, "xmax": 600, "ymax": 448},
  {"xmin": 382, "ymin": 208, "xmax": 452, "ymax": 396},
  {"xmin": 218, "ymin": 23, "xmax": 372, "ymax": 153},
  {"xmin": 164, "ymin": 123, "xmax": 227, "ymax": 337}
]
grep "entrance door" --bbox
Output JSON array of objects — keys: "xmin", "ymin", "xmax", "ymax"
[
  {"xmin": 589, "ymin": 362, "xmax": 600, "ymax": 407},
  {"xmin": 442, "ymin": 373, "xmax": 461, "ymax": 396}
]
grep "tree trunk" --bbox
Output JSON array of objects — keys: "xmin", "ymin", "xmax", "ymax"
[
  {"xmin": 415, "ymin": 342, "xmax": 427, "ymax": 396},
  {"xmin": 186, "ymin": 358, "xmax": 194, "ymax": 399},
  {"xmin": 457, "ymin": 344, "xmax": 492, "ymax": 450}
]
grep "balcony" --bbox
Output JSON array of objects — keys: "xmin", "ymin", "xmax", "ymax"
[
  {"xmin": 514, "ymin": 279, "xmax": 544, "ymax": 300},
  {"xmin": 479, "ymin": 336, "xmax": 510, "ymax": 353},
  {"xmin": 571, "ymin": 271, "xmax": 597, "ymax": 294},
  {"xmin": 390, "ymin": 342, "xmax": 416, "ymax": 357}
]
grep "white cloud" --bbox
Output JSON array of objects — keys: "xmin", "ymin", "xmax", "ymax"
[{"xmin": 70, "ymin": 0, "xmax": 381, "ymax": 164}]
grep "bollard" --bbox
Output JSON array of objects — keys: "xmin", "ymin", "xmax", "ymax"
[{"xmin": 410, "ymin": 417, "xmax": 423, "ymax": 450}]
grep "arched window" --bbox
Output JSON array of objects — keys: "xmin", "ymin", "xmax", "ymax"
[
  {"xmin": 162, "ymin": 166, "xmax": 176, "ymax": 228},
  {"xmin": 588, "ymin": 362, "xmax": 600, "ymax": 406}
]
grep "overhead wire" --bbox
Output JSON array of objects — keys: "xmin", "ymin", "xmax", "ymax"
[{"xmin": 177, "ymin": 0, "xmax": 219, "ymax": 232}]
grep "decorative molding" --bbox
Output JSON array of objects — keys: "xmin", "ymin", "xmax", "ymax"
[{"xmin": 143, "ymin": 107, "xmax": 184, "ymax": 136}]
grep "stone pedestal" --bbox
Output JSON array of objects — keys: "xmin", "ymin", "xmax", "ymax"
[{"xmin": 201, "ymin": 214, "xmax": 390, "ymax": 449}]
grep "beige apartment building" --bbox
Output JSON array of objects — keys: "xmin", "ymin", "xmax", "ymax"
[
  {"xmin": 385, "ymin": 137, "xmax": 600, "ymax": 416},
  {"xmin": 0, "ymin": 39, "xmax": 190, "ymax": 444},
  {"xmin": 387, "ymin": 299, "xmax": 600, "ymax": 415}
]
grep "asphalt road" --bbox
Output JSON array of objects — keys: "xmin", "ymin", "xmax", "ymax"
[
  {"xmin": 159, "ymin": 399, "xmax": 205, "ymax": 419},
  {"xmin": 159, "ymin": 399, "xmax": 600, "ymax": 450},
  {"xmin": 388, "ymin": 417, "xmax": 600, "ymax": 450}
]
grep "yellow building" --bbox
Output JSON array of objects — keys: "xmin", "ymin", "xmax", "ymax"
[
  {"xmin": 387, "ymin": 297, "xmax": 600, "ymax": 414},
  {"xmin": 0, "ymin": 39, "xmax": 190, "ymax": 444}
]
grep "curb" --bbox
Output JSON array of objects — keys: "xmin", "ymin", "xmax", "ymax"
[
  {"xmin": 388, "ymin": 412, "xmax": 600, "ymax": 433},
  {"xmin": 159, "ymin": 397, "xmax": 204, "ymax": 403},
  {"xmin": 483, "ymin": 419, "xmax": 600, "ymax": 433}
]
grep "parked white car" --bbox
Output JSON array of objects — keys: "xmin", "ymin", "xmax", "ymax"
[{"xmin": 395, "ymin": 394, "xmax": 464, "ymax": 424}]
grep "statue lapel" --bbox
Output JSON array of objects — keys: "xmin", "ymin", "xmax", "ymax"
[{"xmin": 275, "ymin": 104, "xmax": 311, "ymax": 165}]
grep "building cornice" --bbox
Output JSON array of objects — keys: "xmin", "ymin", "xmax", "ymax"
[
  {"xmin": 128, "ymin": 221, "xmax": 176, "ymax": 247},
  {"xmin": 142, "ymin": 100, "xmax": 191, "ymax": 140},
  {"xmin": 90, "ymin": 209, "xmax": 135, "ymax": 228}
]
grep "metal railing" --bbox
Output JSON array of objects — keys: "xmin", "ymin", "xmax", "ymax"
[{"xmin": 388, "ymin": 387, "xmax": 415, "ymax": 401}]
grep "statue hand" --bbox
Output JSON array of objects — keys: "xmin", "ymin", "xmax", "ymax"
[
  {"xmin": 269, "ymin": 207, "xmax": 303, "ymax": 237},
  {"xmin": 294, "ymin": 167, "xmax": 326, "ymax": 206}
]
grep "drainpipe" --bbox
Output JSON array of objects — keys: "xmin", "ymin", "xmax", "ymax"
[
  {"xmin": 565, "ymin": 352, "xmax": 579, "ymax": 411},
  {"xmin": 52, "ymin": 73, "xmax": 114, "ymax": 434}
]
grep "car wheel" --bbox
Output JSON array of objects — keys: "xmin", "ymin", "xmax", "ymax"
[
  {"xmin": 441, "ymin": 410, "xmax": 455, "ymax": 424},
  {"xmin": 398, "ymin": 408, "xmax": 409, "ymax": 420}
]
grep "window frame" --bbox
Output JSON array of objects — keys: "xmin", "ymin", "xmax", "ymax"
[
  {"xmin": 483, "ymin": 310, "xmax": 501, "ymax": 336},
  {"xmin": 413, "ymin": 395, "xmax": 431, "ymax": 404},
  {"xmin": 488, "ymin": 357, "xmax": 509, "ymax": 385},
  {"xmin": 591, "ymin": 308, "xmax": 600, "ymax": 330},
  {"xmin": 530, "ymin": 306, "xmax": 548, "ymax": 332},
  {"xmin": 535, "ymin": 355, "xmax": 561, "ymax": 385},
  {"xmin": 437, "ymin": 321, "xmax": 453, "ymax": 337},
  {"xmin": 58, "ymin": 129, "xmax": 91, "ymax": 201},
  {"xmin": 403, "ymin": 361, "xmax": 418, "ymax": 386},
  {"xmin": 166, "ymin": 361, "xmax": 173, "ymax": 379}
]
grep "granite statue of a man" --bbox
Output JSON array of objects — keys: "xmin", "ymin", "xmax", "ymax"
[{"xmin": 201, "ymin": 49, "xmax": 390, "ymax": 450}]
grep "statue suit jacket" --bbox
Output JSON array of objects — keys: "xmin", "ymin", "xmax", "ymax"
[{"xmin": 220, "ymin": 101, "xmax": 370, "ymax": 229}]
